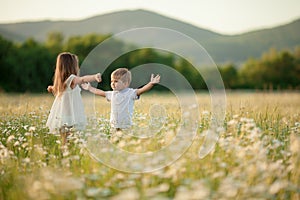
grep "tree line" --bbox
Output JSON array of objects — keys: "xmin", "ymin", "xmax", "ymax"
[{"xmin": 0, "ymin": 32, "xmax": 299, "ymax": 93}]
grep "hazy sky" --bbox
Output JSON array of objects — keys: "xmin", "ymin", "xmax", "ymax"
[{"xmin": 1, "ymin": 0, "xmax": 300, "ymax": 35}]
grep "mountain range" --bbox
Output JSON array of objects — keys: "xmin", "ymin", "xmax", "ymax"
[{"xmin": 0, "ymin": 9, "xmax": 299, "ymax": 64}]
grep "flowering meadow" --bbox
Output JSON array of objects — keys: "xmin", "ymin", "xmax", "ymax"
[{"xmin": 0, "ymin": 92, "xmax": 299, "ymax": 200}]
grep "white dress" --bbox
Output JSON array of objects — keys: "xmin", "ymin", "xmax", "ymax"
[{"xmin": 46, "ymin": 74, "xmax": 87, "ymax": 133}]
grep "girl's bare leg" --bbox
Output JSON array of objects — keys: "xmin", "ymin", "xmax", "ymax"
[
  {"xmin": 60, "ymin": 132, "xmax": 67, "ymax": 146},
  {"xmin": 60, "ymin": 126, "xmax": 71, "ymax": 146}
]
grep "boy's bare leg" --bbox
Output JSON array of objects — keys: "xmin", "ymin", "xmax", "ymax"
[{"xmin": 111, "ymin": 128, "xmax": 123, "ymax": 143}]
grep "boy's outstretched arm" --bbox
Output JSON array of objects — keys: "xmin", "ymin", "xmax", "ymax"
[
  {"xmin": 136, "ymin": 74, "xmax": 160, "ymax": 96},
  {"xmin": 81, "ymin": 82, "xmax": 106, "ymax": 97}
]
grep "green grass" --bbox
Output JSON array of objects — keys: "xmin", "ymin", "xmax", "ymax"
[{"xmin": 0, "ymin": 92, "xmax": 299, "ymax": 199}]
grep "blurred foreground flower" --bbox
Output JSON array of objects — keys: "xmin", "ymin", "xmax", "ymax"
[{"xmin": 26, "ymin": 167, "xmax": 84, "ymax": 199}]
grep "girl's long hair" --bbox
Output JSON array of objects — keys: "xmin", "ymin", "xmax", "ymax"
[{"xmin": 52, "ymin": 52, "xmax": 79, "ymax": 96}]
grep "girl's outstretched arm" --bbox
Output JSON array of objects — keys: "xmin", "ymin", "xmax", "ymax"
[
  {"xmin": 136, "ymin": 74, "xmax": 160, "ymax": 96},
  {"xmin": 72, "ymin": 73, "xmax": 101, "ymax": 88},
  {"xmin": 81, "ymin": 82, "xmax": 106, "ymax": 97}
]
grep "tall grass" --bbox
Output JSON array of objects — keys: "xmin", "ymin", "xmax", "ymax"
[{"xmin": 0, "ymin": 92, "xmax": 299, "ymax": 199}]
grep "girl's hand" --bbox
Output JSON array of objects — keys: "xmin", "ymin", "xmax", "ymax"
[
  {"xmin": 95, "ymin": 73, "xmax": 101, "ymax": 82},
  {"xmin": 47, "ymin": 85, "xmax": 53, "ymax": 93},
  {"xmin": 150, "ymin": 74, "xmax": 160, "ymax": 85},
  {"xmin": 81, "ymin": 82, "xmax": 91, "ymax": 91}
]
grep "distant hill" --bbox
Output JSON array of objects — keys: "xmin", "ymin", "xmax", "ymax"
[{"xmin": 0, "ymin": 9, "xmax": 299, "ymax": 63}]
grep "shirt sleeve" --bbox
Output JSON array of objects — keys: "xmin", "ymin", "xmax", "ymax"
[
  {"xmin": 105, "ymin": 91, "xmax": 112, "ymax": 102},
  {"xmin": 131, "ymin": 89, "xmax": 140, "ymax": 100}
]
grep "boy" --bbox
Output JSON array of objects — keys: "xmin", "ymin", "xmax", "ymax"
[{"xmin": 82, "ymin": 68, "xmax": 160, "ymax": 130}]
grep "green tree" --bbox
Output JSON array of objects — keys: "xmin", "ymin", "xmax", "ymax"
[
  {"xmin": 0, "ymin": 36, "xmax": 17, "ymax": 91},
  {"xmin": 4, "ymin": 38, "xmax": 53, "ymax": 92},
  {"xmin": 45, "ymin": 32, "xmax": 64, "ymax": 55},
  {"xmin": 218, "ymin": 64, "xmax": 238, "ymax": 89},
  {"xmin": 63, "ymin": 34, "xmax": 111, "ymax": 63},
  {"xmin": 239, "ymin": 48, "xmax": 299, "ymax": 89},
  {"xmin": 174, "ymin": 58, "xmax": 206, "ymax": 90}
]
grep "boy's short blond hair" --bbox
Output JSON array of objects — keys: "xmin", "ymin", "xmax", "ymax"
[{"xmin": 111, "ymin": 68, "xmax": 132, "ymax": 84}]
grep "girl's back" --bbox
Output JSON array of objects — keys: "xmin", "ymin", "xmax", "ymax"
[{"xmin": 46, "ymin": 74, "xmax": 86, "ymax": 133}]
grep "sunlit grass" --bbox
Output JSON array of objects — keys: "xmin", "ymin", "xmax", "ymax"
[{"xmin": 0, "ymin": 92, "xmax": 299, "ymax": 199}]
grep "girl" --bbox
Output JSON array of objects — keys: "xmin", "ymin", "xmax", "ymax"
[{"xmin": 46, "ymin": 52, "xmax": 101, "ymax": 145}]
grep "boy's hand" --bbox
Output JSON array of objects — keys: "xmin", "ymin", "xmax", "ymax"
[
  {"xmin": 136, "ymin": 74, "xmax": 161, "ymax": 96},
  {"xmin": 95, "ymin": 73, "xmax": 101, "ymax": 82},
  {"xmin": 150, "ymin": 74, "xmax": 160, "ymax": 85},
  {"xmin": 81, "ymin": 82, "xmax": 91, "ymax": 91}
]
